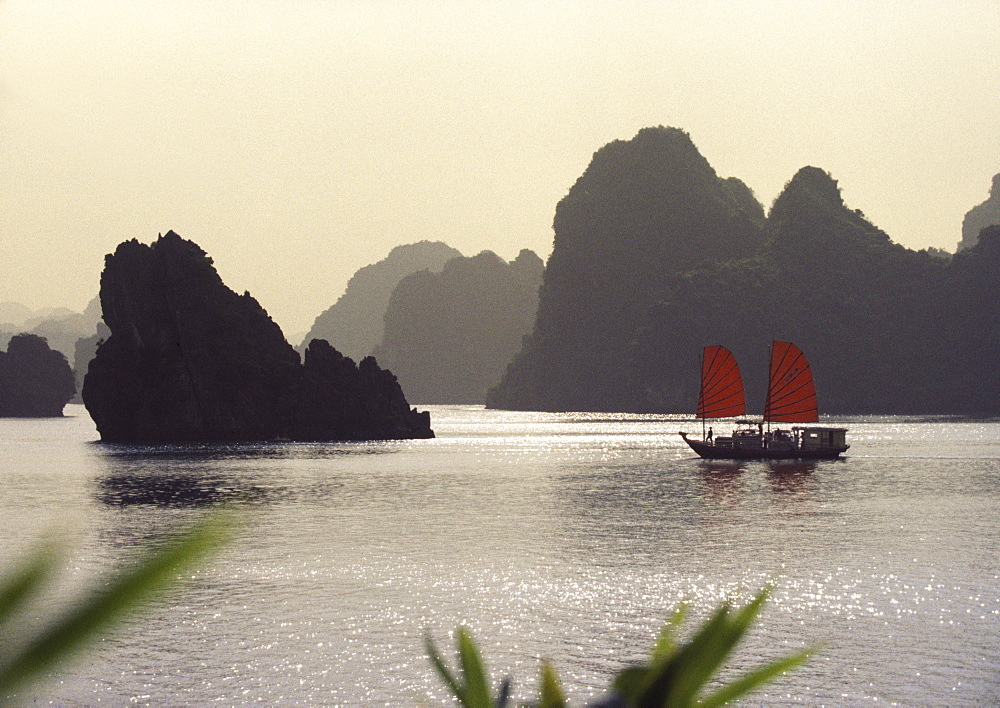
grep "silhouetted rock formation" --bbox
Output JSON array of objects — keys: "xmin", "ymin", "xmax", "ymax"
[
  {"xmin": 83, "ymin": 232, "xmax": 432, "ymax": 443},
  {"xmin": 372, "ymin": 249, "xmax": 544, "ymax": 403},
  {"xmin": 488, "ymin": 126, "xmax": 764, "ymax": 411},
  {"xmin": 72, "ymin": 321, "xmax": 110, "ymax": 402},
  {"xmin": 294, "ymin": 339, "xmax": 431, "ymax": 440},
  {"xmin": 959, "ymin": 173, "xmax": 1000, "ymax": 251},
  {"xmin": 0, "ymin": 333, "xmax": 76, "ymax": 416},
  {"xmin": 300, "ymin": 241, "xmax": 462, "ymax": 359},
  {"xmin": 641, "ymin": 166, "xmax": 984, "ymax": 415},
  {"xmin": 947, "ymin": 224, "xmax": 1000, "ymax": 414},
  {"xmin": 488, "ymin": 128, "xmax": 1000, "ymax": 416}
]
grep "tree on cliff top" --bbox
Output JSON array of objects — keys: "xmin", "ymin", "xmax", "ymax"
[{"xmin": 959, "ymin": 173, "xmax": 1000, "ymax": 252}]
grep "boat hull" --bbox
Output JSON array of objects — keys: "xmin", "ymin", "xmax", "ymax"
[{"xmin": 679, "ymin": 433, "xmax": 848, "ymax": 460}]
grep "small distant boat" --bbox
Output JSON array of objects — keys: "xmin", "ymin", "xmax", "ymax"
[{"xmin": 679, "ymin": 341, "xmax": 849, "ymax": 460}]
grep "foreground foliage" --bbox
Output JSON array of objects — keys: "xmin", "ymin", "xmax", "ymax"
[
  {"xmin": 426, "ymin": 585, "xmax": 813, "ymax": 707},
  {"xmin": 2, "ymin": 517, "xmax": 810, "ymax": 705},
  {"xmin": 0, "ymin": 513, "xmax": 234, "ymax": 697}
]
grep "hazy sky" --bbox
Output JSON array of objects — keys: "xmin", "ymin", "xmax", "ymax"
[{"xmin": 2, "ymin": 1, "xmax": 999, "ymax": 335}]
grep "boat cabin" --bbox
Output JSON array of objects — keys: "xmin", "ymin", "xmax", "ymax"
[
  {"xmin": 795, "ymin": 426, "xmax": 848, "ymax": 451},
  {"xmin": 708, "ymin": 424, "xmax": 847, "ymax": 453}
]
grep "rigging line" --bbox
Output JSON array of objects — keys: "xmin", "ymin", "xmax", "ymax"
[
  {"xmin": 769, "ymin": 344, "xmax": 799, "ymax": 380},
  {"xmin": 703, "ymin": 381, "xmax": 735, "ymax": 398},
  {"xmin": 704, "ymin": 362, "xmax": 740, "ymax": 395},
  {"xmin": 768, "ymin": 379, "xmax": 815, "ymax": 408},
  {"xmin": 705, "ymin": 345, "xmax": 723, "ymax": 374},
  {"xmin": 703, "ymin": 396, "xmax": 743, "ymax": 413},
  {"xmin": 704, "ymin": 365, "xmax": 728, "ymax": 392},
  {"xmin": 704, "ymin": 364, "xmax": 735, "ymax": 385},
  {"xmin": 769, "ymin": 342, "xmax": 794, "ymax": 380},
  {"xmin": 703, "ymin": 386, "xmax": 743, "ymax": 403},
  {"xmin": 702, "ymin": 403, "xmax": 743, "ymax": 414},
  {"xmin": 766, "ymin": 343, "xmax": 793, "ymax": 411},
  {"xmin": 773, "ymin": 407, "xmax": 818, "ymax": 417},
  {"xmin": 701, "ymin": 350, "xmax": 737, "ymax": 398},
  {"xmin": 769, "ymin": 351, "xmax": 807, "ymax": 396},
  {"xmin": 704, "ymin": 372, "xmax": 741, "ymax": 393},
  {"xmin": 769, "ymin": 376, "xmax": 811, "ymax": 405}
]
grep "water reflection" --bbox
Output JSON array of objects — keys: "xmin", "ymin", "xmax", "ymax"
[
  {"xmin": 91, "ymin": 439, "xmax": 406, "ymax": 462},
  {"xmin": 96, "ymin": 469, "xmax": 272, "ymax": 507},
  {"xmin": 697, "ymin": 460, "xmax": 745, "ymax": 501},
  {"xmin": 90, "ymin": 443, "xmax": 365, "ymax": 508},
  {"xmin": 764, "ymin": 459, "xmax": 818, "ymax": 497}
]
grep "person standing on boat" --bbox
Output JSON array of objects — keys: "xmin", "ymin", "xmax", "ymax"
[{"xmin": 707, "ymin": 427, "xmax": 713, "ymax": 443}]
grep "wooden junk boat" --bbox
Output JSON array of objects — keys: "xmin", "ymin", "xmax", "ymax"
[{"xmin": 679, "ymin": 341, "xmax": 849, "ymax": 460}]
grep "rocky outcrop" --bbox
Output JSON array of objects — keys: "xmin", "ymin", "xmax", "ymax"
[
  {"xmin": 83, "ymin": 232, "xmax": 432, "ymax": 443},
  {"xmin": 373, "ymin": 249, "xmax": 544, "ymax": 404},
  {"xmin": 0, "ymin": 333, "xmax": 76, "ymax": 416},
  {"xmin": 300, "ymin": 241, "xmax": 462, "ymax": 359},
  {"xmin": 487, "ymin": 126, "xmax": 765, "ymax": 411},
  {"xmin": 625, "ymin": 166, "xmax": 966, "ymax": 414},
  {"xmin": 72, "ymin": 321, "xmax": 110, "ymax": 402},
  {"xmin": 947, "ymin": 224, "xmax": 1000, "ymax": 414},
  {"xmin": 959, "ymin": 173, "xmax": 1000, "ymax": 252},
  {"xmin": 487, "ymin": 128, "xmax": 1000, "ymax": 415},
  {"xmin": 294, "ymin": 339, "xmax": 431, "ymax": 440}
]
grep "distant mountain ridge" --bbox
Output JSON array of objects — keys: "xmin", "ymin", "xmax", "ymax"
[
  {"xmin": 1, "ymin": 297, "xmax": 102, "ymax": 358},
  {"xmin": 373, "ymin": 249, "xmax": 544, "ymax": 404},
  {"xmin": 300, "ymin": 241, "xmax": 462, "ymax": 360},
  {"xmin": 488, "ymin": 126, "xmax": 765, "ymax": 412},
  {"xmin": 487, "ymin": 126, "xmax": 1000, "ymax": 415}
]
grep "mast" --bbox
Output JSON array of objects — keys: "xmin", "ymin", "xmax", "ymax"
[
  {"xmin": 700, "ymin": 347, "xmax": 706, "ymax": 440},
  {"xmin": 697, "ymin": 345, "xmax": 746, "ymax": 439},
  {"xmin": 767, "ymin": 341, "xmax": 771, "ymax": 434}
]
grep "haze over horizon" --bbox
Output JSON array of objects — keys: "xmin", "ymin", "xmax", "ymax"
[{"xmin": 3, "ymin": 0, "xmax": 999, "ymax": 334}]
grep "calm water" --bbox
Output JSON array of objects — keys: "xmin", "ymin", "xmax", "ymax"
[{"xmin": 1, "ymin": 404, "xmax": 999, "ymax": 705}]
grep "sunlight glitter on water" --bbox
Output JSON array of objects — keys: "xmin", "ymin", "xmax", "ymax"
[{"xmin": 1, "ymin": 406, "xmax": 999, "ymax": 704}]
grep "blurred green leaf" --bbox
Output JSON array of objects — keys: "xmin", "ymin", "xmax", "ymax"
[
  {"xmin": 0, "ymin": 540, "xmax": 60, "ymax": 627},
  {"xmin": 538, "ymin": 660, "xmax": 566, "ymax": 708},
  {"xmin": 0, "ymin": 511, "xmax": 235, "ymax": 697},
  {"xmin": 429, "ymin": 585, "xmax": 812, "ymax": 706},
  {"xmin": 457, "ymin": 627, "xmax": 493, "ymax": 707},
  {"xmin": 698, "ymin": 647, "xmax": 813, "ymax": 708},
  {"xmin": 426, "ymin": 632, "xmax": 464, "ymax": 698},
  {"xmin": 426, "ymin": 626, "xmax": 512, "ymax": 707},
  {"xmin": 644, "ymin": 601, "xmax": 734, "ymax": 705},
  {"xmin": 611, "ymin": 665, "xmax": 649, "ymax": 703},
  {"xmin": 650, "ymin": 603, "xmax": 687, "ymax": 663},
  {"xmin": 606, "ymin": 583, "xmax": 815, "ymax": 707}
]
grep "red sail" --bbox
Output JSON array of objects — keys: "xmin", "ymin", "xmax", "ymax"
[
  {"xmin": 697, "ymin": 345, "xmax": 746, "ymax": 419},
  {"xmin": 765, "ymin": 341, "xmax": 819, "ymax": 423}
]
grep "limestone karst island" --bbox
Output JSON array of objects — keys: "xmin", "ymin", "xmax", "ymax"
[{"xmin": 81, "ymin": 231, "xmax": 433, "ymax": 443}]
